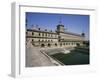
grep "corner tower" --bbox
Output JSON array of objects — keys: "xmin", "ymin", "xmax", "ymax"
[
  {"xmin": 56, "ymin": 24, "xmax": 64, "ymax": 32},
  {"xmin": 56, "ymin": 17, "xmax": 65, "ymax": 33}
]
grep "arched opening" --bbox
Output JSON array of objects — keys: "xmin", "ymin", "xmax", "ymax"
[
  {"xmin": 32, "ymin": 43, "xmax": 35, "ymax": 46},
  {"xmin": 55, "ymin": 43, "xmax": 57, "ymax": 46},
  {"xmin": 41, "ymin": 44, "xmax": 45, "ymax": 47},
  {"xmin": 48, "ymin": 43, "xmax": 51, "ymax": 47},
  {"xmin": 63, "ymin": 43, "xmax": 65, "ymax": 46},
  {"xmin": 76, "ymin": 43, "xmax": 80, "ymax": 47}
]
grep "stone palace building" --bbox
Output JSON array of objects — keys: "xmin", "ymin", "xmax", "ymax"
[{"xmin": 26, "ymin": 23, "xmax": 85, "ymax": 47}]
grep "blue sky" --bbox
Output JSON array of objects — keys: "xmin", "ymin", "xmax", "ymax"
[{"xmin": 26, "ymin": 12, "xmax": 89, "ymax": 40}]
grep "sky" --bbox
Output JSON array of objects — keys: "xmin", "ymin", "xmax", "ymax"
[{"xmin": 26, "ymin": 12, "xmax": 89, "ymax": 40}]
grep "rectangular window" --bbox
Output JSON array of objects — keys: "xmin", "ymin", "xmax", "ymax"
[
  {"xmin": 48, "ymin": 34, "xmax": 50, "ymax": 37},
  {"xmin": 39, "ymin": 33, "xmax": 40, "ymax": 36},
  {"xmin": 32, "ymin": 39, "xmax": 34, "ymax": 42},
  {"xmin": 32, "ymin": 32, "xmax": 34, "ymax": 35},
  {"xmin": 63, "ymin": 43, "xmax": 65, "ymax": 45},
  {"xmin": 51, "ymin": 34, "xmax": 52, "ymax": 37},
  {"xmin": 42, "ymin": 33, "xmax": 44, "ymax": 36},
  {"xmin": 55, "ymin": 35, "xmax": 56, "ymax": 38},
  {"xmin": 26, "ymin": 32, "xmax": 28, "ymax": 35},
  {"xmin": 45, "ymin": 33, "xmax": 47, "ymax": 36}
]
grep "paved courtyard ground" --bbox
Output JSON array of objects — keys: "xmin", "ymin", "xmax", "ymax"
[{"xmin": 26, "ymin": 43, "xmax": 56, "ymax": 67}]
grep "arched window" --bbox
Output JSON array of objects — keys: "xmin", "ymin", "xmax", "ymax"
[
  {"xmin": 48, "ymin": 40, "xmax": 50, "ymax": 42},
  {"xmin": 45, "ymin": 33, "xmax": 47, "ymax": 36},
  {"xmin": 41, "ymin": 44, "xmax": 45, "ymax": 47},
  {"xmin": 42, "ymin": 40, "xmax": 44, "ymax": 42},
  {"xmin": 48, "ymin": 44, "xmax": 51, "ymax": 47},
  {"xmin": 51, "ymin": 34, "xmax": 52, "ymax": 37}
]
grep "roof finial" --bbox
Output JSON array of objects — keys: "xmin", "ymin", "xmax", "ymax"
[{"xmin": 82, "ymin": 29, "xmax": 85, "ymax": 37}]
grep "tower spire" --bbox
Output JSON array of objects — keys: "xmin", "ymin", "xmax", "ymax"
[{"xmin": 59, "ymin": 17, "xmax": 62, "ymax": 24}]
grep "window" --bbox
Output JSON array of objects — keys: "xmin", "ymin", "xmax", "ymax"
[
  {"xmin": 49, "ymin": 34, "xmax": 51, "ymax": 37},
  {"xmin": 26, "ymin": 32, "xmax": 28, "ymax": 35},
  {"xmin": 32, "ymin": 32, "xmax": 34, "ymax": 35},
  {"xmin": 48, "ymin": 34, "xmax": 50, "ymax": 37},
  {"xmin": 42, "ymin": 33, "xmax": 44, "ymax": 36},
  {"xmin": 58, "ymin": 39, "xmax": 60, "ymax": 42},
  {"xmin": 56, "ymin": 35, "xmax": 58, "ymax": 38},
  {"xmin": 42, "ymin": 40, "xmax": 44, "ymax": 42},
  {"xmin": 60, "ymin": 43, "xmax": 62, "ymax": 46},
  {"xmin": 26, "ymin": 38, "xmax": 28, "ymax": 42},
  {"xmin": 38, "ymin": 39, "xmax": 40, "ymax": 42},
  {"xmin": 51, "ymin": 34, "xmax": 52, "ymax": 37},
  {"xmin": 55, "ymin": 43, "xmax": 57, "ymax": 46},
  {"xmin": 55, "ymin": 35, "xmax": 57, "ymax": 38},
  {"xmin": 39, "ymin": 33, "xmax": 40, "ymax": 36},
  {"xmin": 48, "ymin": 40, "xmax": 50, "ymax": 42},
  {"xmin": 32, "ymin": 39, "xmax": 34, "ymax": 42},
  {"xmin": 59, "ymin": 36, "xmax": 61, "ymax": 39},
  {"xmin": 45, "ymin": 33, "xmax": 47, "ymax": 36}
]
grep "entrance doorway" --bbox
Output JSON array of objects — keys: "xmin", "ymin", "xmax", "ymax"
[
  {"xmin": 55, "ymin": 43, "xmax": 57, "ymax": 46},
  {"xmin": 48, "ymin": 44, "xmax": 51, "ymax": 47},
  {"xmin": 41, "ymin": 44, "xmax": 45, "ymax": 47}
]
